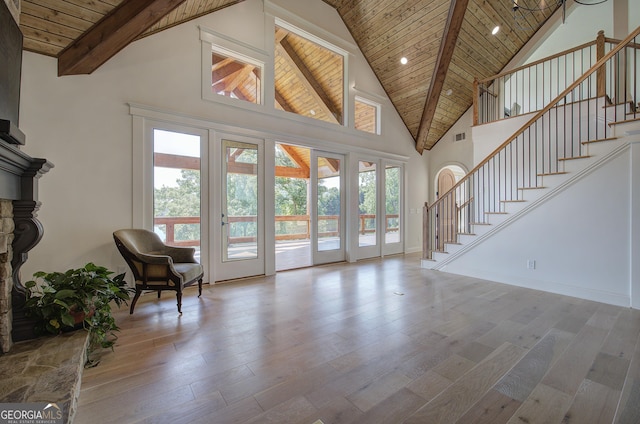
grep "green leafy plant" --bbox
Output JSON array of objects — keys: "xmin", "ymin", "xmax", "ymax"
[{"xmin": 24, "ymin": 262, "xmax": 132, "ymax": 366}]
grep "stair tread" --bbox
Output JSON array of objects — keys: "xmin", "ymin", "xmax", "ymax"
[
  {"xmin": 581, "ymin": 137, "xmax": 618, "ymax": 145},
  {"xmin": 609, "ymin": 116, "xmax": 640, "ymax": 126},
  {"xmin": 501, "ymin": 199, "xmax": 526, "ymax": 203},
  {"xmin": 519, "ymin": 186, "xmax": 546, "ymax": 190},
  {"xmin": 537, "ymin": 172, "xmax": 567, "ymax": 176},
  {"xmin": 485, "ymin": 212, "xmax": 508, "ymax": 214},
  {"xmin": 558, "ymin": 155, "xmax": 591, "ymax": 161},
  {"xmin": 470, "ymin": 222, "xmax": 491, "ymax": 225}
]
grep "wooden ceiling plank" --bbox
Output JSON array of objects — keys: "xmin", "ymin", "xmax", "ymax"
[
  {"xmin": 58, "ymin": 0, "xmax": 189, "ymax": 76},
  {"xmin": 465, "ymin": 0, "xmax": 519, "ymax": 55},
  {"xmin": 27, "ymin": 0, "xmax": 105, "ymax": 22},
  {"xmin": 416, "ymin": 0, "xmax": 470, "ymax": 153},
  {"xmin": 62, "ymin": 0, "xmax": 124, "ymax": 15},
  {"xmin": 363, "ymin": 2, "xmax": 450, "ymax": 62},
  {"xmin": 19, "ymin": 13, "xmax": 85, "ymax": 40},
  {"xmin": 140, "ymin": 0, "xmax": 242, "ymax": 39},
  {"xmin": 23, "ymin": 38, "xmax": 69, "ymax": 57},
  {"xmin": 346, "ymin": 0, "xmax": 427, "ymax": 47},
  {"xmin": 21, "ymin": 2, "xmax": 95, "ymax": 32}
]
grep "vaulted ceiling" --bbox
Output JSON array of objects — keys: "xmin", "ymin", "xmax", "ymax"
[{"xmin": 18, "ymin": 0, "xmax": 560, "ymax": 152}]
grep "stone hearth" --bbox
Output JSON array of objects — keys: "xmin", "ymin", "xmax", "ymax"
[{"xmin": 0, "ymin": 331, "xmax": 89, "ymax": 423}]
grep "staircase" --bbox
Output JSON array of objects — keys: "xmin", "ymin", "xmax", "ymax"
[{"xmin": 422, "ymin": 27, "xmax": 640, "ymax": 278}]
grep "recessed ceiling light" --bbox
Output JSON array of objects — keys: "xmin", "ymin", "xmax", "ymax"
[
  {"xmin": 492, "ymin": 26, "xmax": 500, "ymax": 35},
  {"xmin": 446, "ymin": 89, "xmax": 453, "ymax": 96},
  {"xmin": 310, "ymin": 109, "xmax": 316, "ymax": 115},
  {"xmin": 400, "ymin": 57, "xmax": 408, "ymax": 65}
]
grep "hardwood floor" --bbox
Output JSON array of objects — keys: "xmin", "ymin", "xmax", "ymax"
[{"xmin": 75, "ymin": 254, "xmax": 640, "ymax": 423}]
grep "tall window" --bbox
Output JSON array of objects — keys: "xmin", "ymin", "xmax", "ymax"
[{"xmin": 274, "ymin": 21, "xmax": 345, "ymax": 125}]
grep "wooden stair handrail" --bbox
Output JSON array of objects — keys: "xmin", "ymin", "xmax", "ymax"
[
  {"xmin": 428, "ymin": 25, "xmax": 640, "ymax": 215},
  {"xmin": 476, "ymin": 36, "xmax": 600, "ymax": 85}
]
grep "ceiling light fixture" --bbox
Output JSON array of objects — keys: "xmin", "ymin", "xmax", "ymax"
[
  {"xmin": 492, "ymin": 26, "xmax": 500, "ymax": 35},
  {"xmin": 400, "ymin": 57, "xmax": 408, "ymax": 65},
  {"xmin": 511, "ymin": 0, "xmax": 608, "ymax": 29}
]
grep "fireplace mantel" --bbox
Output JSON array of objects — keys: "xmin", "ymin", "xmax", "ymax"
[{"xmin": 0, "ymin": 121, "xmax": 52, "ymax": 352}]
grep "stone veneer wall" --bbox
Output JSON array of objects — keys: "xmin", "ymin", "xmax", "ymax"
[{"xmin": 0, "ymin": 199, "xmax": 13, "ymax": 353}]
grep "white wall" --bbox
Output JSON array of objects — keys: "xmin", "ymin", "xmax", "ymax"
[
  {"xmin": 18, "ymin": 0, "xmax": 425, "ymax": 278},
  {"xmin": 427, "ymin": 110, "xmax": 474, "ymax": 202},
  {"xmin": 524, "ymin": 1, "xmax": 614, "ymax": 64},
  {"xmin": 441, "ymin": 145, "xmax": 633, "ymax": 307}
]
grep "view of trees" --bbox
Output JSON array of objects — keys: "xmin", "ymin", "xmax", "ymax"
[
  {"xmin": 153, "ymin": 158, "xmax": 399, "ymax": 244},
  {"xmin": 154, "ymin": 169, "xmax": 200, "ymax": 243}
]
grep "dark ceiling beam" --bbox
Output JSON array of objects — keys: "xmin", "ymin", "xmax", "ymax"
[
  {"xmin": 58, "ymin": 0, "xmax": 188, "ymax": 76},
  {"xmin": 154, "ymin": 153, "xmax": 199, "ymax": 170},
  {"xmin": 415, "ymin": 0, "xmax": 470, "ymax": 154}
]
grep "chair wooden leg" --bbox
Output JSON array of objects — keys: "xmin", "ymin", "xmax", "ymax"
[
  {"xmin": 198, "ymin": 278, "xmax": 203, "ymax": 297},
  {"xmin": 130, "ymin": 288, "xmax": 142, "ymax": 314},
  {"xmin": 157, "ymin": 291, "xmax": 161, "ymax": 299},
  {"xmin": 176, "ymin": 291, "xmax": 182, "ymax": 314}
]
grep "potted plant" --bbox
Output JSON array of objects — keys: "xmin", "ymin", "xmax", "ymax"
[{"xmin": 23, "ymin": 262, "xmax": 132, "ymax": 366}]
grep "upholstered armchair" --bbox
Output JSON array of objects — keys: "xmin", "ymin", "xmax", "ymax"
[{"xmin": 113, "ymin": 229, "xmax": 204, "ymax": 314}]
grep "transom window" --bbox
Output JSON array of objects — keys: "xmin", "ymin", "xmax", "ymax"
[{"xmin": 355, "ymin": 96, "xmax": 380, "ymax": 135}]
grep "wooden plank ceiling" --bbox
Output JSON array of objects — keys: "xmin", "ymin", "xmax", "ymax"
[{"xmin": 18, "ymin": 0, "xmax": 560, "ymax": 152}]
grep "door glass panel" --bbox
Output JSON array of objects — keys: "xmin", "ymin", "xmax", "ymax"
[
  {"xmin": 153, "ymin": 129, "xmax": 201, "ymax": 261},
  {"xmin": 275, "ymin": 143, "xmax": 311, "ymax": 271},
  {"xmin": 385, "ymin": 165, "xmax": 401, "ymax": 244},
  {"xmin": 317, "ymin": 156, "xmax": 341, "ymax": 252},
  {"xmin": 358, "ymin": 161, "xmax": 377, "ymax": 247},
  {"xmin": 223, "ymin": 141, "xmax": 258, "ymax": 261}
]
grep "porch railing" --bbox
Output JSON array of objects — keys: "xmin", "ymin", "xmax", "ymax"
[
  {"xmin": 155, "ymin": 214, "xmax": 400, "ymax": 246},
  {"xmin": 426, "ymin": 26, "xmax": 640, "ymax": 260}
]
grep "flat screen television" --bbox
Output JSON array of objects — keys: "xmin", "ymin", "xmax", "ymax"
[{"xmin": 0, "ymin": 0, "xmax": 22, "ymax": 129}]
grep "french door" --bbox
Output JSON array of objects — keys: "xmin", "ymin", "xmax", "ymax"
[
  {"xmin": 382, "ymin": 162, "xmax": 403, "ymax": 255},
  {"xmin": 356, "ymin": 159, "xmax": 404, "ymax": 260},
  {"xmin": 212, "ymin": 136, "xmax": 265, "ymax": 280},
  {"xmin": 311, "ymin": 151, "xmax": 345, "ymax": 265}
]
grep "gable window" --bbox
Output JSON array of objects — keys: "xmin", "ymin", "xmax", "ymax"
[
  {"xmin": 200, "ymin": 27, "xmax": 267, "ymax": 107},
  {"xmin": 354, "ymin": 96, "xmax": 380, "ymax": 135},
  {"xmin": 274, "ymin": 20, "xmax": 345, "ymax": 125},
  {"xmin": 211, "ymin": 48, "xmax": 262, "ymax": 104}
]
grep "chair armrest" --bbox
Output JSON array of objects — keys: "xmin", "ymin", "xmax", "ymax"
[
  {"xmin": 135, "ymin": 252, "xmax": 174, "ymax": 265},
  {"xmin": 158, "ymin": 246, "xmax": 197, "ymax": 263}
]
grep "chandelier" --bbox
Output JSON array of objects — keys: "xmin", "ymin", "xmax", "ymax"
[{"xmin": 511, "ymin": 0, "xmax": 609, "ymax": 30}]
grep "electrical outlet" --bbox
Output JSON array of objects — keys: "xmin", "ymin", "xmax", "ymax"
[{"xmin": 527, "ymin": 260, "xmax": 536, "ymax": 270}]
